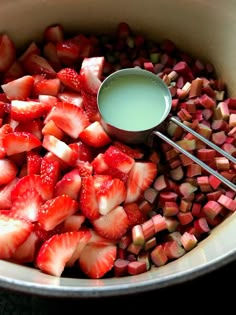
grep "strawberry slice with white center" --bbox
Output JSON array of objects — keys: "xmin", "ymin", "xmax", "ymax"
[
  {"xmin": 92, "ymin": 206, "xmax": 129, "ymax": 240},
  {"xmin": 44, "ymin": 101, "xmax": 90, "ymax": 139},
  {"xmin": 2, "ymin": 131, "xmax": 41, "ymax": 155},
  {"xmin": 36, "ymin": 231, "xmax": 88, "ymax": 276},
  {"xmin": 0, "ymin": 158, "xmax": 18, "ymax": 186},
  {"xmin": 32, "ymin": 78, "xmax": 61, "ymax": 97},
  {"xmin": 1, "ymin": 75, "xmax": 34, "ymax": 101},
  {"xmin": 0, "ymin": 214, "xmax": 32, "ymax": 259},
  {"xmin": 103, "ymin": 145, "xmax": 135, "ymax": 173},
  {"xmin": 79, "ymin": 176, "xmax": 100, "ymax": 220},
  {"xmin": 78, "ymin": 242, "xmax": 117, "ymax": 279},
  {"xmin": 58, "ymin": 92, "xmax": 83, "ymax": 107},
  {"xmin": 96, "ymin": 177, "xmax": 127, "ymax": 215},
  {"xmin": 0, "ymin": 34, "xmax": 16, "ymax": 72},
  {"xmin": 125, "ymin": 161, "xmax": 158, "ymax": 203},
  {"xmin": 54, "ymin": 168, "xmax": 81, "ymax": 200},
  {"xmin": 38, "ymin": 194, "xmax": 79, "ymax": 231},
  {"xmin": 11, "ymin": 188, "xmax": 43, "ymax": 222},
  {"xmin": 0, "ymin": 177, "xmax": 18, "ymax": 209},
  {"xmin": 79, "ymin": 121, "xmax": 111, "ymax": 148},
  {"xmin": 80, "ymin": 56, "xmax": 105, "ymax": 79},
  {"xmin": 79, "ymin": 67, "xmax": 102, "ymax": 95},
  {"xmin": 42, "ymin": 135, "xmax": 79, "ymax": 166},
  {"xmin": 57, "ymin": 68, "xmax": 81, "ymax": 92},
  {"xmin": 10, "ymin": 100, "xmax": 52, "ymax": 121},
  {"xmin": 62, "ymin": 213, "xmax": 86, "ymax": 232}
]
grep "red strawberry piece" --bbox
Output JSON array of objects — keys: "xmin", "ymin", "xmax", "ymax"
[
  {"xmin": 36, "ymin": 231, "xmax": 87, "ymax": 276},
  {"xmin": 12, "ymin": 228, "xmax": 39, "ymax": 263},
  {"xmin": 32, "ymin": 78, "xmax": 61, "ymax": 97},
  {"xmin": 112, "ymin": 141, "xmax": 145, "ymax": 159},
  {"xmin": 44, "ymin": 101, "xmax": 90, "ymax": 139},
  {"xmin": 0, "ymin": 34, "xmax": 16, "ymax": 72},
  {"xmin": 38, "ymin": 194, "xmax": 79, "ymax": 231},
  {"xmin": 80, "ymin": 56, "xmax": 105, "ymax": 79},
  {"xmin": 0, "ymin": 177, "xmax": 18, "ymax": 209},
  {"xmin": 79, "ymin": 176, "xmax": 100, "ymax": 220},
  {"xmin": 0, "ymin": 158, "xmax": 18, "ymax": 186},
  {"xmin": 15, "ymin": 119, "xmax": 43, "ymax": 140},
  {"xmin": 88, "ymin": 228, "xmax": 117, "ymax": 245},
  {"xmin": 75, "ymin": 160, "xmax": 93, "ymax": 177},
  {"xmin": 57, "ymin": 68, "xmax": 81, "ymax": 92},
  {"xmin": 68, "ymin": 141, "xmax": 94, "ymax": 162},
  {"xmin": 66, "ymin": 227, "xmax": 92, "ymax": 267},
  {"xmin": 56, "ymin": 39, "xmax": 80, "ymax": 65},
  {"xmin": 96, "ymin": 177, "xmax": 127, "ymax": 215},
  {"xmin": 22, "ymin": 54, "xmax": 56, "ymax": 78},
  {"xmin": 81, "ymin": 90, "xmax": 99, "ymax": 120},
  {"xmin": 78, "ymin": 242, "xmax": 117, "ymax": 279},
  {"xmin": 42, "ymin": 119, "xmax": 64, "ymax": 139},
  {"xmin": 125, "ymin": 161, "xmax": 158, "ymax": 203},
  {"xmin": 18, "ymin": 42, "xmax": 40, "ymax": 63},
  {"xmin": 79, "ymin": 67, "xmax": 102, "ymax": 95},
  {"xmin": 42, "ymin": 135, "xmax": 78, "ymax": 166},
  {"xmin": 123, "ymin": 202, "xmax": 148, "ymax": 228},
  {"xmin": 54, "ymin": 168, "xmax": 81, "ymax": 200},
  {"xmin": 91, "ymin": 153, "xmax": 109, "ymax": 174},
  {"xmin": 73, "ymin": 34, "xmax": 94, "ymax": 59},
  {"xmin": 104, "ymin": 145, "xmax": 135, "ymax": 173},
  {"xmin": 62, "ymin": 213, "xmax": 86, "ymax": 232},
  {"xmin": 79, "ymin": 121, "xmax": 111, "ymax": 148},
  {"xmin": 2, "ymin": 131, "xmax": 41, "ymax": 156},
  {"xmin": 44, "ymin": 24, "xmax": 64, "ymax": 43},
  {"xmin": 11, "ymin": 174, "xmax": 49, "ymax": 201},
  {"xmin": 38, "ymin": 94, "xmax": 58, "ymax": 107},
  {"xmin": 0, "ymin": 214, "xmax": 32, "ymax": 259},
  {"xmin": 93, "ymin": 174, "xmax": 113, "ymax": 192},
  {"xmin": 1, "ymin": 75, "xmax": 34, "ymax": 101},
  {"xmin": 58, "ymin": 91, "xmax": 83, "ymax": 107},
  {"xmin": 43, "ymin": 42, "xmax": 62, "ymax": 72},
  {"xmin": 10, "ymin": 100, "xmax": 52, "ymax": 121},
  {"xmin": 40, "ymin": 157, "xmax": 61, "ymax": 199},
  {"xmin": 3, "ymin": 61, "xmax": 25, "ymax": 83},
  {"xmin": 11, "ymin": 188, "xmax": 43, "ymax": 222},
  {"xmin": 92, "ymin": 205, "xmax": 129, "ymax": 240},
  {"xmin": 26, "ymin": 151, "xmax": 42, "ymax": 175}
]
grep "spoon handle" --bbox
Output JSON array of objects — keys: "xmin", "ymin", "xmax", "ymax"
[{"xmin": 153, "ymin": 130, "xmax": 236, "ymax": 192}]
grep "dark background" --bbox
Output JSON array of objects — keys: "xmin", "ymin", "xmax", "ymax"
[{"xmin": 0, "ymin": 258, "xmax": 234, "ymax": 314}]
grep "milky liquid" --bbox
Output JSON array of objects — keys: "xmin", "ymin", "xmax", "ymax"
[{"xmin": 98, "ymin": 72, "xmax": 171, "ymax": 131}]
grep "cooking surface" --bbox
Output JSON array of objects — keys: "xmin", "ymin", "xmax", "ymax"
[{"xmin": 0, "ymin": 259, "xmax": 234, "ymax": 313}]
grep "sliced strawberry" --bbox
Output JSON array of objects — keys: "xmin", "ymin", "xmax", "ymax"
[
  {"xmin": 57, "ymin": 91, "xmax": 83, "ymax": 107},
  {"xmin": 75, "ymin": 160, "xmax": 93, "ymax": 177},
  {"xmin": 93, "ymin": 174, "xmax": 113, "ymax": 192},
  {"xmin": 66, "ymin": 227, "xmax": 92, "ymax": 267},
  {"xmin": 79, "ymin": 121, "xmax": 111, "ymax": 148},
  {"xmin": 44, "ymin": 102, "xmax": 90, "ymax": 139},
  {"xmin": 79, "ymin": 67, "xmax": 102, "ymax": 95},
  {"xmin": 26, "ymin": 151, "xmax": 42, "ymax": 175},
  {"xmin": 62, "ymin": 213, "xmax": 86, "ymax": 232},
  {"xmin": 79, "ymin": 176, "xmax": 100, "ymax": 220},
  {"xmin": 103, "ymin": 145, "xmax": 135, "ymax": 173},
  {"xmin": 38, "ymin": 194, "xmax": 79, "ymax": 231},
  {"xmin": 44, "ymin": 24, "xmax": 64, "ymax": 43},
  {"xmin": 56, "ymin": 40, "xmax": 80, "ymax": 66},
  {"xmin": 18, "ymin": 42, "xmax": 40, "ymax": 63},
  {"xmin": 42, "ymin": 135, "xmax": 78, "ymax": 165},
  {"xmin": 123, "ymin": 202, "xmax": 148, "ymax": 228},
  {"xmin": 40, "ymin": 157, "xmax": 61, "ymax": 199},
  {"xmin": 0, "ymin": 177, "xmax": 18, "ymax": 209},
  {"xmin": 0, "ymin": 214, "xmax": 32, "ymax": 259},
  {"xmin": 11, "ymin": 174, "xmax": 49, "ymax": 201},
  {"xmin": 43, "ymin": 42, "xmax": 62, "ymax": 72},
  {"xmin": 92, "ymin": 205, "xmax": 129, "ymax": 240},
  {"xmin": 10, "ymin": 100, "xmax": 52, "ymax": 121},
  {"xmin": 15, "ymin": 119, "xmax": 43, "ymax": 140},
  {"xmin": 96, "ymin": 177, "xmax": 127, "ymax": 215},
  {"xmin": 0, "ymin": 34, "xmax": 16, "ymax": 72},
  {"xmin": 3, "ymin": 61, "xmax": 25, "ymax": 83},
  {"xmin": 32, "ymin": 78, "xmax": 61, "ymax": 97},
  {"xmin": 11, "ymin": 188, "xmax": 43, "ymax": 222},
  {"xmin": 22, "ymin": 54, "xmax": 56, "ymax": 78},
  {"xmin": 91, "ymin": 152, "xmax": 109, "ymax": 174},
  {"xmin": 80, "ymin": 56, "xmax": 105, "ymax": 79},
  {"xmin": 81, "ymin": 90, "xmax": 99, "ymax": 120},
  {"xmin": 73, "ymin": 34, "xmax": 94, "ymax": 59},
  {"xmin": 36, "ymin": 231, "xmax": 87, "ymax": 276},
  {"xmin": 1, "ymin": 75, "xmax": 34, "ymax": 101},
  {"xmin": 112, "ymin": 140, "xmax": 145, "ymax": 159},
  {"xmin": 2, "ymin": 131, "xmax": 41, "ymax": 156},
  {"xmin": 0, "ymin": 158, "xmax": 18, "ymax": 186},
  {"xmin": 125, "ymin": 161, "xmax": 158, "ymax": 203},
  {"xmin": 54, "ymin": 168, "xmax": 81, "ymax": 200},
  {"xmin": 68, "ymin": 141, "xmax": 94, "ymax": 162},
  {"xmin": 78, "ymin": 242, "xmax": 117, "ymax": 279},
  {"xmin": 42, "ymin": 119, "xmax": 64, "ymax": 139},
  {"xmin": 57, "ymin": 68, "xmax": 81, "ymax": 92}
]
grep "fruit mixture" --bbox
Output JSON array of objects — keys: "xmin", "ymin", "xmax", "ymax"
[{"xmin": 0, "ymin": 22, "xmax": 236, "ymax": 279}]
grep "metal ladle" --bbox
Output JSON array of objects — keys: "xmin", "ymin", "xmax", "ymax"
[{"xmin": 97, "ymin": 68, "xmax": 236, "ymax": 192}]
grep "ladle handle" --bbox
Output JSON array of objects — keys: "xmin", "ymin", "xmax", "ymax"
[
  {"xmin": 170, "ymin": 116, "xmax": 236, "ymax": 164},
  {"xmin": 153, "ymin": 130, "xmax": 236, "ymax": 192}
]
